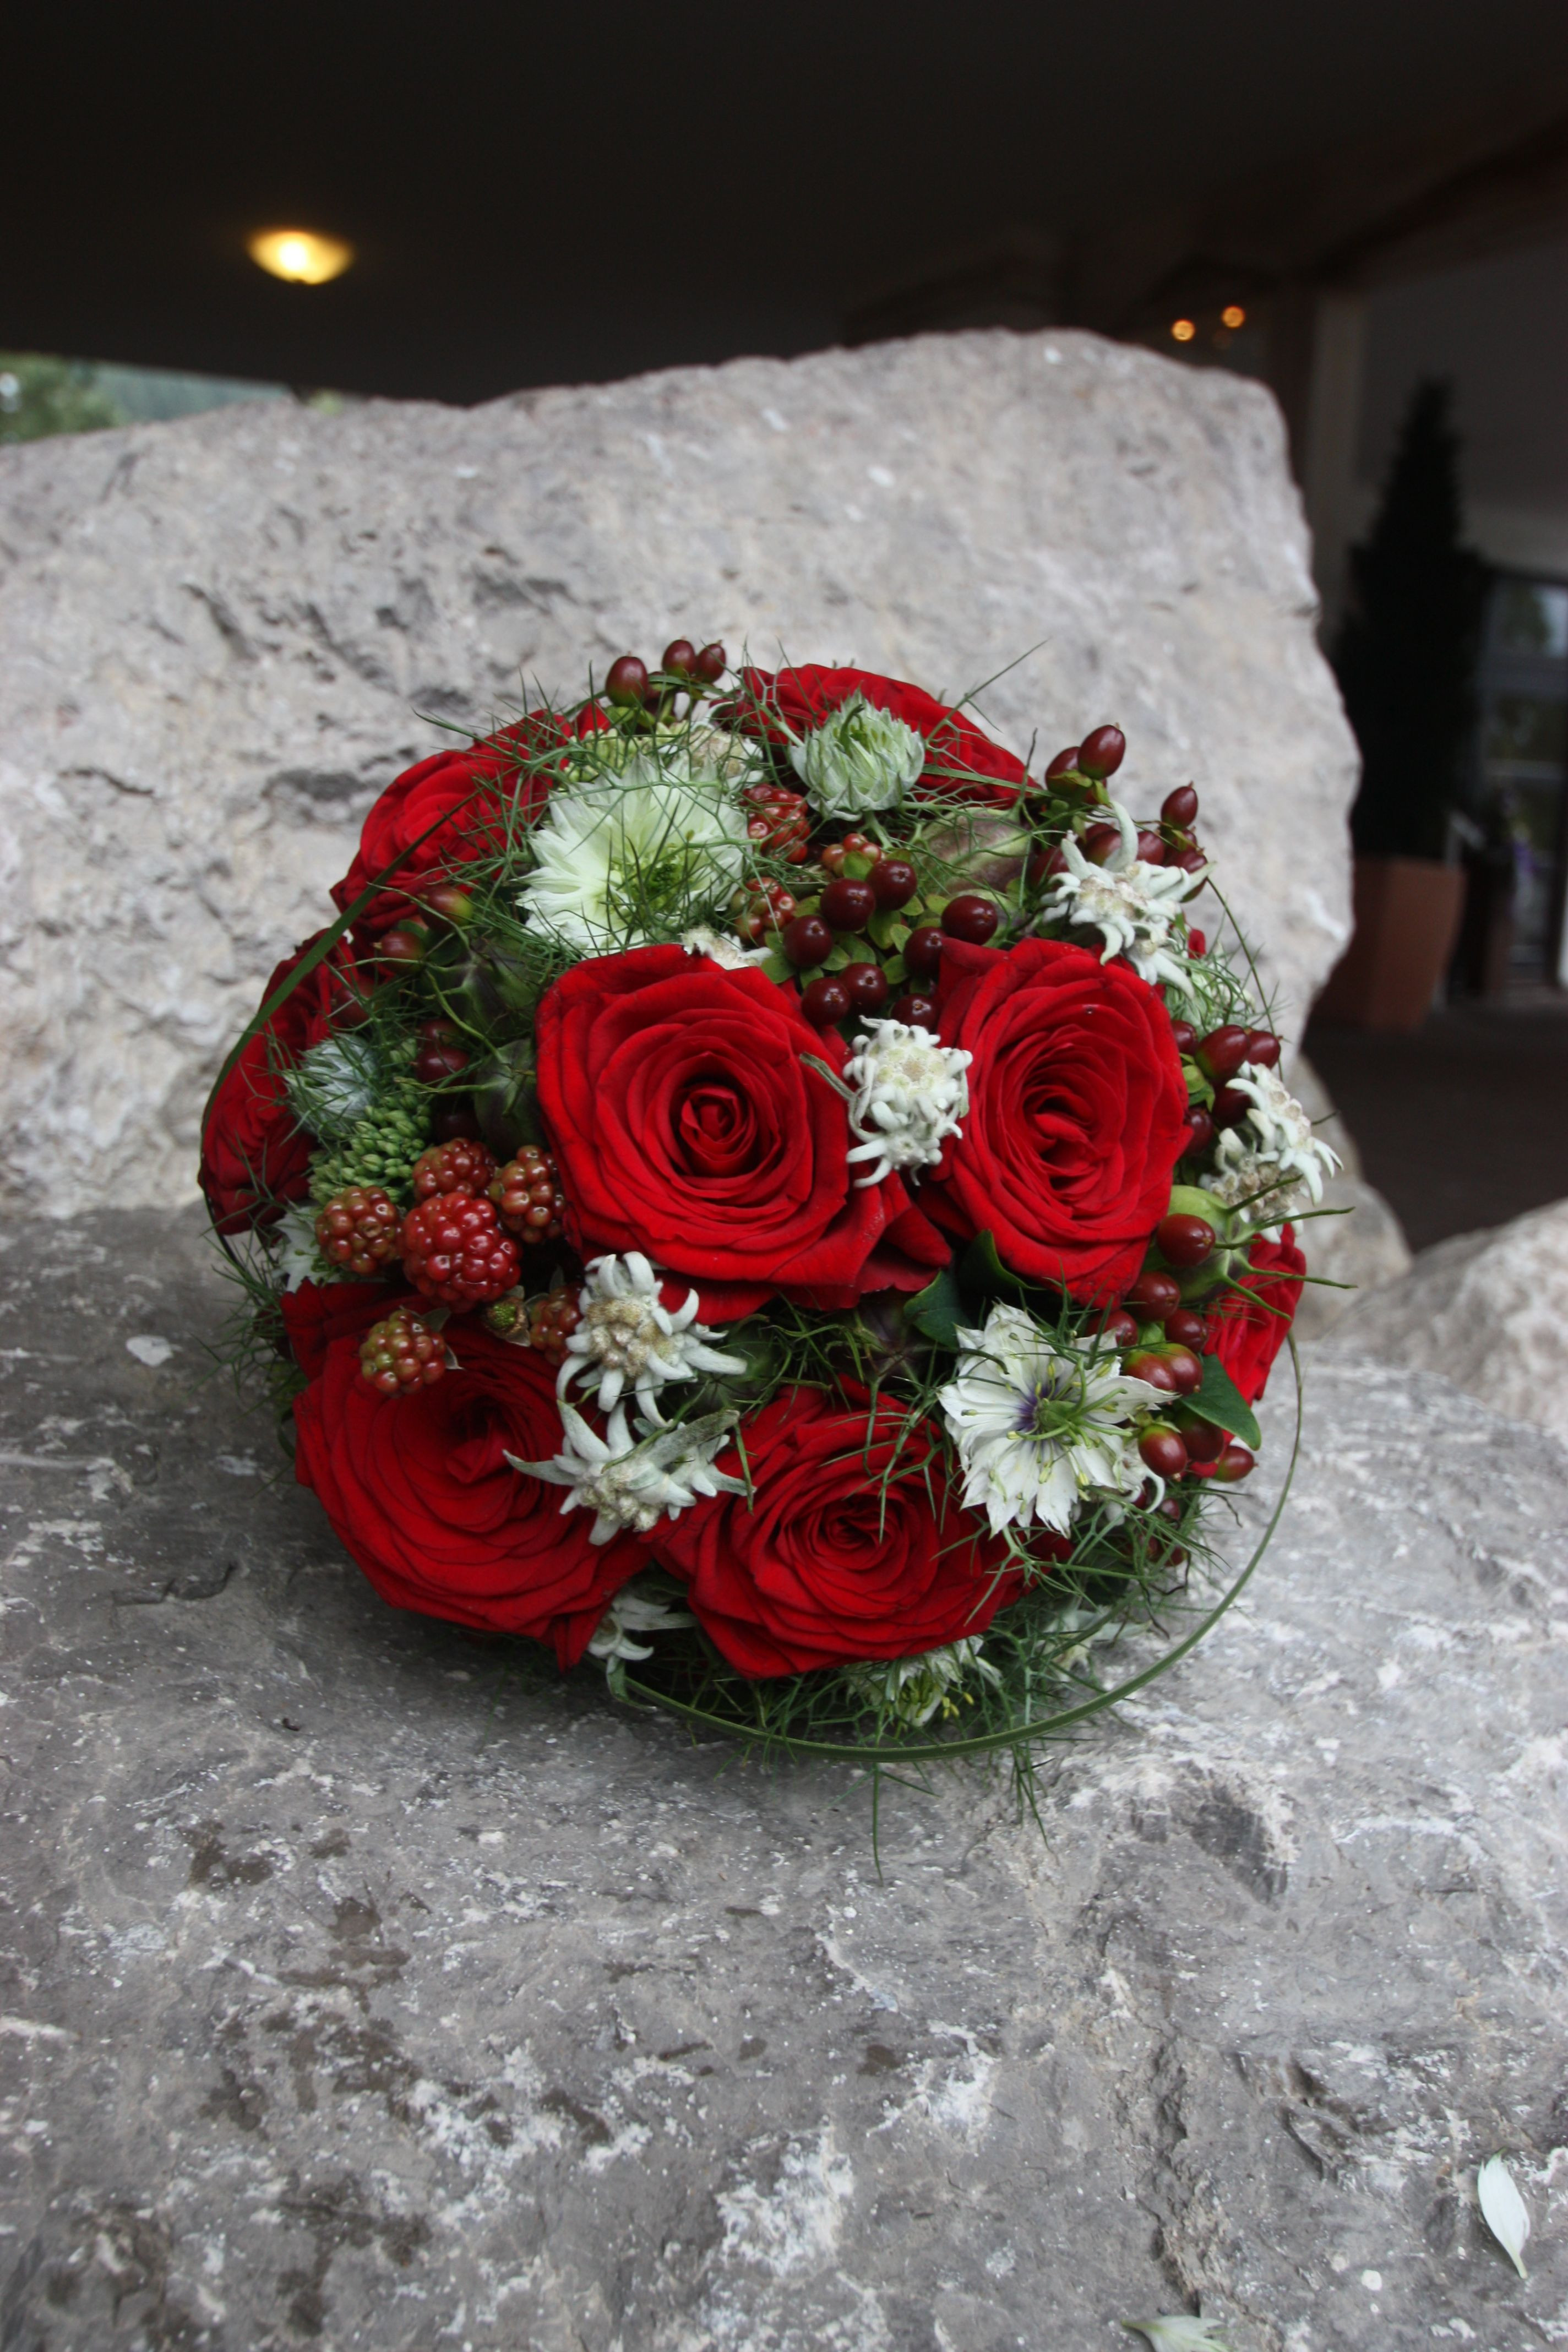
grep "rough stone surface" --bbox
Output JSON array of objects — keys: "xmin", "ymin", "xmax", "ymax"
[
  {"xmin": 0, "ymin": 329, "xmax": 1358, "ymax": 1216},
  {"xmin": 1325, "ymin": 1195, "xmax": 1568, "ymax": 1443},
  {"xmin": 2, "ymin": 1207, "xmax": 1565, "ymax": 2352},
  {"xmin": 1287, "ymin": 1055, "xmax": 1412, "ymax": 1343}
]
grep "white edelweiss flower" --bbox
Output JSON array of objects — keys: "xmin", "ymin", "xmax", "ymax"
[
  {"xmin": 518, "ymin": 749, "xmax": 748, "ymax": 952},
  {"xmin": 268, "ymin": 1201, "xmax": 329, "ymax": 1292},
  {"xmin": 585, "ymin": 1574, "xmax": 697, "ymax": 1668},
  {"xmin": 507, "ymin": 1403, "xmax": 743, "ymax": 1544},
  {"xmin": 786, "ymin": 692, "xmax": 925, "ymax": 816},
  {"xmin": 558, "ymin": 1252, "xmax": 749, "ymax": 1422},
  {"xmin": 1037, "ymin": 799, "xmax": 1200, "ymax": 990},
  {"xmin": 841, "ymin": 1019, "xmax": 972, "ymax": 1188},
  {"xmin": 1209, "ymin": 1062, "xmax": 1340, "ymax": 1232},
  {"xmin": 938, "ymin": 1303, "xmax": 1165, "ymax": 1537},
  {"xmin": 841, "ymin": 1638, "xmax": 1001, "ymax": 1728},
  {"xmin": 678, "ymin": 923, "xmax": 770, "ymax": 970}
]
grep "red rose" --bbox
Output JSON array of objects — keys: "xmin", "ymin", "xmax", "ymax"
[
  {"xmin": 534, "ymin": 945, "xmax": 946, "ymax": 1321},
  {"xmin": 331, "ymin": 709, "xmax": 605, "ymax": 942},
  {"xmin": 199, "ymin": 934, "xmax": 362, "ymax": 1234},
  {"xmin": 293, "ymin": 1325, "xmax": 642, "ymax": 1665},
  {"xmin": 728, "ymin": 665, "xmax": 1029, "ymax": 805},
  {"xmin": 923, "ymin": 937, "xmax": 1189, "ymax": 1302},
  {"xmin": 650, "ymin": 1386, "xmax": 1021, "ymax": 1677},
  {"xmin": 279, "ymin": 1278, "xmax": 400, "ymax": 1382},
  {"xmin": 1205, "ymin": 1228, "xmax": 1305, "ymax": 1407}
]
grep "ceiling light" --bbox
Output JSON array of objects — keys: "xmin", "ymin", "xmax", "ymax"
[
  {"xmin": 1170, "ymin": 318, "xmax": 1196, "ymax": 344},
  {"xmin": 1221, "ymin": 304, "xmax": 1246, "ymax": 330},
  {"xmin": 247, "ymin": 229, "xmax": 355, "ymax": 286}
]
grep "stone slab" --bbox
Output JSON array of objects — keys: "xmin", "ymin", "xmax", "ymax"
[
  {"xmin": 1, "ymin": 1208, "xmax": 1564, "ymax": 2351},
  {"xmin": 0, "ymin": 329, "xmax": 1358, "ymax": 1216}
]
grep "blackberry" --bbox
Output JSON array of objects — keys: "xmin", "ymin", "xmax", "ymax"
[
  {"xmin": 359, "ymin": 1306, "xmax": 448, "ymax": 1397},
  {"xmin": 491, "ymin": 1147, "xmax": 567, "ymax": 1244},
  {"xmin": 314, "ymin": 1185, "xmax": 402, "ymax": 1277},
  {"xmin": 401, "ymin": 1193, "xmax": 521, "ymax": 1308}
]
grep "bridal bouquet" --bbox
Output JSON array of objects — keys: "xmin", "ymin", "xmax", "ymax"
[{"xmin": 203, "ymin": 644, "xmax": 1327, "ymax": 1761}]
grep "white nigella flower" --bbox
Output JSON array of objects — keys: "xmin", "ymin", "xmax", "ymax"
[
  {"xmin": 1037, "ymin": 800, "xmax": 1200, "ymax": 990},
  {"xmin": 558, "ymin": 1253, "xmax": 748, "ymax": 1422},
  {"xmin": 841, "ymin": 1638, "xmax": 1000, "ymax": 1728},
  {"xmin": 508, "ymin": 1404, "xmax": 743, "ymax": 1544},
  {"xmin": 585, "ymin": 1575, "xmax": 697, "ymax": 1668},
  {"xmin": 786, "ymin": 692, "xmax": 925, "ymax": 816},
  {"xmin": 840, "ymin": 1019, "xmax": 972, "ymax": 1188},
  {"xmin": 679, "ymin": 923, "xmax": 770, "ymax": 970},
  {"xmin": 518, "ymin": 748, "xmax": 748, "ymax": 952},
  {"xmin": 282, "ymin": 1031, "xmax": 385, "ymax": 1143},
  {"xmin": 1209, "ymin": 1063, "xmax": 1340, "ymax": 1232},
  {"xmin": 939, "ymin": 1304, "xmax": 1165, "ymax": 1537}
]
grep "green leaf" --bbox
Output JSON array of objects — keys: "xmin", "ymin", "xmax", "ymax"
[
  {"xmin": 959, "ymin": 1229, "xmax": 1051, "ymax": 1310},
  {"xmin": 905, "ymin": 1263, "xmax": 965, "ymax": 1349},
  {"xmin": 1183, "ymin": 1354, "xmax": 1261, "ymax": 1450},
  {"xmin": 758, "ymin": 949, "xmax": 794, "ymax": 985}
]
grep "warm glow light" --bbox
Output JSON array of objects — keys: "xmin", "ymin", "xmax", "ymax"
[
  {"xmin": 1170, "ymin": 318, "xmax": 1196, "ymax": 343},
  {"xmin": 247, "ymin": 228, "xmax": 355, "ymax": 285},
  {"xmin": 1221, "ymin": 303, "xmax": 1246, "ymax": 330}
]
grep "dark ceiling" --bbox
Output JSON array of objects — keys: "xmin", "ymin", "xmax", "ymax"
[{"xmin": 8, "ymin": 0, "xmax": 1568, "ymax": 402}]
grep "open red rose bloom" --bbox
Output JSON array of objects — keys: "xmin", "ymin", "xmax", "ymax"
[{"xmin": 203, "ymin": 649, "xmax": 1320, "ymax": 1749}]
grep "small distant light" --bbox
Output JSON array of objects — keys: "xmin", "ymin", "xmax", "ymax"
[
  {"xmin": 1171, "ymin": 318, "xmax": 1196, "ymax": 344},
  {"xmin": 1221, "ymin": 303, "xmax": 1246, "ymax": 330},
  {"xmin": 247, "ymin": 229, "xmax": 355, "ymax": 286}
]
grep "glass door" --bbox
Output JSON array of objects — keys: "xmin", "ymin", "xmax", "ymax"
[{"xmin": 1472, "ymin": 576, "xmax": 1568, "ymax": 986}]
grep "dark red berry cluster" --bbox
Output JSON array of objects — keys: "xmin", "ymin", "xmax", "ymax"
[
  {"xmin": 490, "ymin": 1146, "xmax": 567, "ymax": 1244},
  {"xmin": 401, "ymin": 1193, "xmax": 520, "ymax": 1307},
  {"xmin": 315, "ymin": 1186, "xmax": 402, "ymax": 1277},
  {"xmin": 359, "ymin": 1305, "xmax": 448, "ymax": 1396}
]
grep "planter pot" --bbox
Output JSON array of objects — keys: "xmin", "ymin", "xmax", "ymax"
[{"xmin": 1314, "ymin": 856, "xmax": 1467, "ymax": 1031}]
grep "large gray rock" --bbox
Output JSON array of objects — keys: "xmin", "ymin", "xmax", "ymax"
[
  {"xmin": 2, "ymin": 1205, "xmax": 1565, "ymax": 2351},
  {"xmin": 1286, "ymin": 1054, "xmax": 1412, "ymax": 1342},
  {"xmin": 0, "ymin": 330, "xmax": 1358, "ymax": 1217},
  {"xmin": 1325, "ymin": 1196, "xmax": 1568, "ymax": 1443}
]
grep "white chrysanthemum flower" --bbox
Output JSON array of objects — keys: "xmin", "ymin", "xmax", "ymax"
[
  {"xmin": 841, "ymin": 1638, "xmax": 1001, "ymax": 1727},
  {"xmin": 842, "ymin": 1020, "xmax": 972, "ymax": 1188},
  {"xmin": 679, "ymin": 923, "xmax": 770, "ymax": 970},
  {"xmin": 1209, "ymin": 1062, "xmax": 1340, "ymax": 1232},
  {"xmin": 518, "ymin": 748, "xmax": 748, "ymax": 952},
  {"xmin": 786, "ymin": 692, "xmax": 925, "ymax": 815},
  {"xmin": 939, "ymin": 1304, "xmax": 1165, "ymax": 1537},
  {"xmin": 508, "ymin": 1404, "xmax": 743, "ymax": 1544},
  {"xmin": 558, "ymin": 1253, "xmax": 748, "ymax": 1422},
  {"xmin": 585, "ymin": 1575, "xmax": 697, "ymax": 1668},
  {"xmin": 1037, "ymin": 801, "xmax": 1200, "ymax": 990}
]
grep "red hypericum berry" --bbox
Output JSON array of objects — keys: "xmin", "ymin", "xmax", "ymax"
[
  {"xmin": 941, "ymin": 894, "xmax": 1000, "ymax": 945},
  {"xmin": 742, "ymin": 780, "xmax": 810, "ymax": 861},
  {"xmin": 420, "ymin": 883, "xmax": 474, "ymax": 927},
  {"xmin": 1124, "ymin": 1268, "xmax": 1182, "ymax": 1320},
  {"xmin": 870, "ymin": 857, "xmax": 918, "ymax": 910},
  {"xmin": 413, "ymin": 1041, "xmax": 471, "ymax": 1085},
  {"xmin": 379, "ymin": 925, "xmax": 429, "ymax": 967},
  {"xmin": 842, "ymin": 961, "xmax": 890, "ymax": 1015},
  {"xmin": 1214, "ymin": 1442, "xmax": 1256, "ymax": 1483},
  {"xmin": 525, "ymin": 1287, "xmax": 585, "ymax": 1365},
  {"xmin": 1175, "ymin": 844, "xmax": 1207, "ymax": 875},
  {"xmin": 1187, "ymin": 928, "xmax": 1207, "ymax": 958},
  {"xmin": 661, "ymin": 637, "xmax": 698, "ymax": 678},
  {"xmin": 1176, "ymin": 1415, "xmax": 1227, "ymax": 1463},
  {"xmin": 1079, "ymin": 724, "xmax": 1126, "ymax": 780},
  {"xmin": 905, "ymin": 925, "xmax": 945, "ymax": 979},
  {"xmin": 412, "ymin": 1139, "xmax": 498, "ymax": 1201},
  {"xmin": 781, "ymin": 913, "xmax": 834, "ymax": 968},
  {"xmin": 1197, "ymin": 1026, "xmax": 1251, "ymax": 1083},
  {"xmin": 359, "ymin": 1305, "xmax": 448, "ymax": 1396},
  {"xmin": 1135, "ymin": 830, "xmax": 1167, "ymax": 865},
  {"xmin": 820, "ymin": 877, "xmax": 876, "ymax": 932},
  {"xmin": 1245, "ymin": 1028, "xmax": 1281, "ymax": 1069},
  {"xmin": 1156, "ymin": 1494, "xmax": 1185, "ymax": 1524},
  {"xmin": 1164, "ymin": 1308, "xmax": 1208, "ymax": 1351},
  {"xmin": 890, "ymin": 992, "xmax": 938, "ymax": 1028},
  {"xmin": 1161, "ymin": 784, "xmax": 1199, "ymax": 827},
  {"xmin": 1045, "ymin": 746, "xmax": 1082, "ymax": 782},
  {"xmin": 418, "ymin": 1017, "xmax": 462, "ymax": 1046},
  {"xmin": 1212, "ymin": 1084, "xmax": 1250, "ymax": 1126},
  {"xmin": 1026, "ymin": 843, "xmax": 1069, "ymax": 888},
  {"xmin": 1157, "ymin": 1213, "xmax": 1217, "ymax": 1267},
  {"xmin": 401, "ymin": 1193, "xmax": 521, "ymax": 1308},
  {"xmin": 431, "ymin": 1101, "xmax": 484, "ymax": 1144},
  {"xmin": 1139, "ymin": 1427, "xmax": 1189, "ymax": 1480},
  {"xmin": 1081, "ymin": 823, "xmax": 1121, "ymax": 865},
  {"xmin": 693, "ymin": 641, "xmax": 727, "ymax": 684},
  {"xmin": 739, "ymin": 879, "xmax": 797, "ymax": 943},
  {"xmin": 1098, "ymin": 1308, "xmax": 1140, "ymax": 1348},
  {"xmin": 1181, "ymin": 1106, "xmax": 1216, "ymax": 1157},
  {"xmin": 1161, "ymin": 1346, "xmax": 1204, "ymax": 1395},
  {"xmin": 1125, "ymin": 1350, "xmax": 1179, "ymax": 1393},
  {"xmin": 490, "ymin": 1145, "xmax": 567, "ymax": 1244},
  {"xmin": 1169, "ymin": 1020, "xmax": 1197, "ymax": 1055},
  {"xmin": 606, "ymin": 654, "xmax": 650, "ymax": 707},
  {"xmin": 314, "ymin": 1185, "xmax": 402, "ymax": 1277},
  {"xmin": 802, "ymin": 974, "xmax": 852, "ymax": 1027}
]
